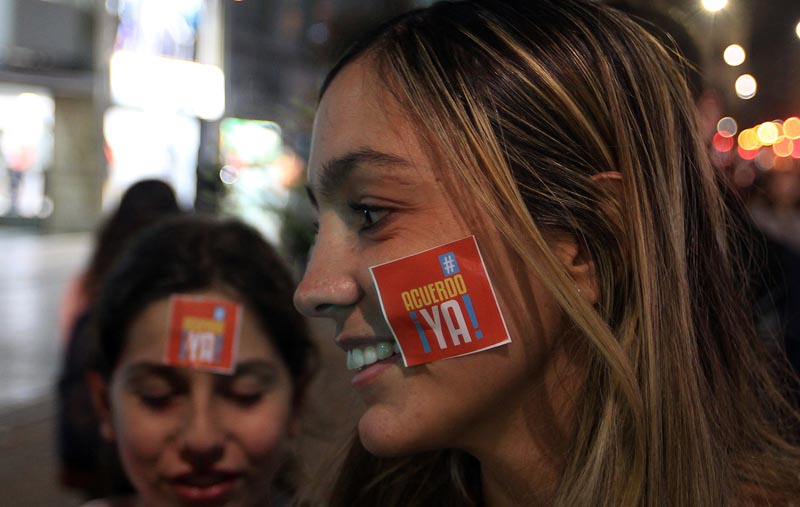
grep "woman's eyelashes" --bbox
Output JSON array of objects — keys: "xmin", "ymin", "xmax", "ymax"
[
  {"xmin": 138, "ymin": 393, "xmax": 176, "ymax": 410},
  {"xmin": 220, "ymin": 371, "xmax": 278, "ymax": 406},
  {"xmin": 127, "ymin": 372, "xmax": 276, "ymax": 410},
  {"xmin": 223, "ymin": 387, "xmax": 265, "ymax": 406},
  {"xmin": 348, "ymin": 202, "xmax": 390, "ymax": 232},
  {"xmin": 134, "ymin": 383, "xmax": 182, "ymax": 410}
]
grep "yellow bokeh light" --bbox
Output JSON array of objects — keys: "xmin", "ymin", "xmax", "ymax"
[
  {"xmin": 702, "ymin": 0, "xmax": 728, "ymax": 12},
  {"xmin": 783, "ymin": 117, "xmax": 800, "ymax": 139},
  {"xmin": 773, "ymin": 136, "xmax": 793, "ymax": 157},
  {"xmin": 738, "ymin": 129, "xmax": 760, "ymax": 151},
  {"xmin": 796, "ymin": 20, "xmax": 800, "ymax": 40},
  {"xmin": 723, "ymin": 44, "xmax": 746, "ymax": 66},
  {"xmin": 756, "ymin": 122, "xmax": 780, "ymax": 145}
]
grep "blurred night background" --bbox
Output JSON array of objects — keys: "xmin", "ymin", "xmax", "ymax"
[{"xmin": 0, "ymin": 0, "xmax": 798, "ymax": 505}]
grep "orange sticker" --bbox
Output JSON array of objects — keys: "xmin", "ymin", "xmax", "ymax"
[
  {"xmin": 370, "ymin": 236, "xmax": 511, "ymax": 367},
  {"xmin": 164, "ymin": 296, "xmax": 242, "ymax": 374}
]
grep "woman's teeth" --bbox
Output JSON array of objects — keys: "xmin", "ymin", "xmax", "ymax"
[{"xmin": 347, "ymin": 342, "xmax": 401, "ymax": 370}]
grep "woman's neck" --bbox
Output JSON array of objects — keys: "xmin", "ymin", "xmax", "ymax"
[
  {"xmin": 474, "ymin": 403, "xmax": 569, "ymax": 506},
  {"xmin": 467, "ymin": 348, "xmax": 583, "ymax": 507}
]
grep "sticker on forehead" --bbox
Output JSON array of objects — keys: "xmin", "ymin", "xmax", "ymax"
[
  {"xmin": 370, "ymin": 236, "xmax": 511, "ymax": 367},
  {"xmin": 164, "ymin": 296, "xmax": 242, "ymax": 374}
]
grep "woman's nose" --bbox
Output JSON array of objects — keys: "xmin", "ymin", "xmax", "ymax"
[
  {"xmin": 178, "ymin": 398, "xmax": 225, "ymax": 466},
  {"xmin": 294, "ymin": 225, "xmax": 361, "ymax": 319}
]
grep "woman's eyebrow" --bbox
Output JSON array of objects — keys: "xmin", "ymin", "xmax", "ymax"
[
  {"xmin": 119, "ymin": 362, "xmax": 184, "ymax": 384},
  {"xmin": 233, "ymin": 359, "xmax": 280, "ymax": 378},
  {"xmin": 309, "ymin": 147, "xmax": 411, "ymax": 204}
]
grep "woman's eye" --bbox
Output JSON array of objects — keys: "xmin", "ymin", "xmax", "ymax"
[
  {"xmin": 226, "ymin": 390, "xmax": 264, "ymax": 406},
  {"xmin": 223, "ymin": 382, "xmax": 268, "ymax": 406},
  {"xmin": 137, "ymin": 392, "xmax": 175, "ymax": 410},
  {"xmin": 222, "ymin": 375, "xmax": 272, "ymax": 406},
  {"xmin": 349, "ymin": 203, "xmax": 389, "ymax": 231}
]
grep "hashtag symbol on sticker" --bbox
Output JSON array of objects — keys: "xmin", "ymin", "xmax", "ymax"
[{"xmin": 438, "ymin": 252, "xmax": 460, "ymax": 276}]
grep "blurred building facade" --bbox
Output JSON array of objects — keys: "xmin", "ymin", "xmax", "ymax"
[{"xmin": 0, "ymin": 0, "xmax": 433, "ymax": 238}]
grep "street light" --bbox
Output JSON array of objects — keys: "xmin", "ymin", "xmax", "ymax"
[
  {"xmin": 735, "ymin": 74, "xmax": 757, "ymax": 100},
  {"xmin": 723, "ymin": 44, "xmax": 746, "ymax": 66},
  {"xmin": 702, "ymin": 0, "xmax": 728, "ymax": 13}
]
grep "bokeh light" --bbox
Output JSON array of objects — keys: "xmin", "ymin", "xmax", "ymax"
[
  {"xmin": 732, "ymin": 164, "xmax": 756, "ymax": 188},
  {"xmin": 735, "ymin": 74, "xmax": 757, "ymax": 99},
  {"xmin": 796, "ymin": 20, "xmax": 800, "ymax": 40},
  {"xmin": 219, "ymin": 165, "xmax": 239, "ymax": 184},
  {"xmin": 716, "ymin": 116, "xmax": 738, "ymax": 137},
  {"xmin": 772, "ymin": 136, "xmax": 794, "ymax": 157},
  {"xmin": 307, "ymin": 22, "xmax": 330, "ymax": 44},
  {"xmin": 723, "ymin": 44, "xmax": 746, "ymax": 66},
  {"xmin": 756, "ymin": 122, "xmax": 780, "ymax": 145},
  {"xmin": 755, "ymin": 149, "xmax": 775, "ymax": 170},
  {"xmin": 711, "ymin": 149, "xmax": 734, "ymax": 168},
  {"xmin": 792, "ymin": 140, "xmax": 800, "ymax": 159},
  {"xmin": 738, "ymin": 129, "xmax": 760, "ymax": 151},
  {"xmin": 783, "ymin": 117, "xmax": 800, "ymax": 139},
  {"xmin": 702, "ymin": 0, "xmax": 728, "ymax": 13},
  {"xmin": 738, "ymin": 145, "xmax": 759, "ymax": 160},
  {"xmin": 712, "ymin": 132, "xmax": 735, "ymax": 152}
]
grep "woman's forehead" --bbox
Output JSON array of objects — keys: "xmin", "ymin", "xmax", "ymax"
[
  {"xmin": 119, "ymin": 291, "xmax": 280, "ymax": 367},
  {"xmin": 309, "ymin": 62, "xmax": 428, "ymax": 186},
  {"xmin": 313, "ymin": 65, "xmax": 394, "ymax": 150}
]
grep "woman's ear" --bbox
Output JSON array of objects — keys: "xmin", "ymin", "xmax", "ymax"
[
  {"xmin": 591, "ymin": 171, "xmax": 622, "ymax": 183},
  {"xmin": 552, "ymin": 239, "xmax": 599, "ymax": 305},
  {"xmin": 555, "ymin": 170, "xmax": 624, "ymax": 304},
  {"xmin": 87, "ymin": 371, "xmax": 115, "ymax": 441}
]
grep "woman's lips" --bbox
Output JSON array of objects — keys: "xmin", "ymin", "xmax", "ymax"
[
  {"xmin": 351, "ymin": 354, "xmax": 403, "ymax": 387},
  {"xmin": 169, "ymin": 472, "xmax": 241, "ymax": 504}
]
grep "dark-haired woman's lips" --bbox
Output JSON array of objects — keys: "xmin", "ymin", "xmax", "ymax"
[{"xmin": 169, "ymin": 471, "xmax": 242, "ymax": 504}]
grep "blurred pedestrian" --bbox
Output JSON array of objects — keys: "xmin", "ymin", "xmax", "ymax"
[
  {"xmin": 56, "ymin": 179, "xmax": 181, "ymax": 498},
  {"xmin": 59, "ymin": 179, "xmax": 182, "ymax": 340}
]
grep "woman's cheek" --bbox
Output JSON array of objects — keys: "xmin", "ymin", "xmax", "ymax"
[
  {"xmin": 112, "ymin": 400, "xmax": 176, "ymax": 485},
  {"xmin": 232, "ymin": 397, "xmax": 295, "ymax": 465}
]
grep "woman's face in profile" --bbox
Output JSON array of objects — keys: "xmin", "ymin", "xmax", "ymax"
[
  {"xmin": 101, "ymin": 289, "xmax": 296, "ymax": 507},
  {"xmin": 295, "ymin": 59, "xmax": 570, "ymax": 458}
]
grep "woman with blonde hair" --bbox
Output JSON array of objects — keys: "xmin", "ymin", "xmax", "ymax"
[{"xmin": 294, "ymin": 1, "xmax": 800, "ymax": 505}]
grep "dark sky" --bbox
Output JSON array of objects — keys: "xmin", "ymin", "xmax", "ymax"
[{"xmin": 744, "ymin": 0, "xmax": 800, "ymax": 125}]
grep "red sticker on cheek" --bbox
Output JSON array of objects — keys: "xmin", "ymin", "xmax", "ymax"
[
  {"xmin": 164, "ymin": 296, "xmax": 242, "ymax": 374},
  {"xmin": 370, "ymin": 236, "xmax": 511, "ymax": 367}
]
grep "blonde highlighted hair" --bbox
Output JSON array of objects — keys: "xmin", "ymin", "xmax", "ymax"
[{"xmin": 320, "ymin": 1, "xmax": 800, "ymax": 505}]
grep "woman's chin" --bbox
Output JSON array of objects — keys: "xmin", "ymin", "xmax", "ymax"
[{"xmin": 357, "ymin": 408, "xmax": 437, "ymax": 457}]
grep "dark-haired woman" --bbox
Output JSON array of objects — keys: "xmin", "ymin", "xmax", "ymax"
[{"xmin": 84, "ymin": 216, "xmax": 315, "ymax": 507}]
